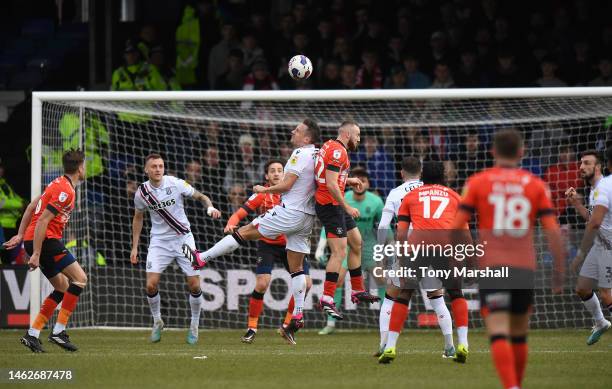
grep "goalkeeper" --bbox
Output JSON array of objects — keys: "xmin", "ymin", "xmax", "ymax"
[{"xmin": 315, "ymin": 167, "xmax": 384, "ymax": 334}]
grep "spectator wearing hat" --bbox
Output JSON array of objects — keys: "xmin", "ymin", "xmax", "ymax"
[
  {"xmin": 223, "ymin": 134, "xmax": 259, "ymax": 193},
  {"xmin": 111, "ymin": 40, "xmax": 164, "ymax": 91},
  {"xmin": 384, "ymin": 65, "xmax": 409, "ymax": 89},
  {"xmin": 149, "ymin": 45, "xmax": 181, "ymax": 90},
  {"xmin": 216, "ymin": 49, "xmax": 246, "ymax": 90},
  {"xmin": 243, "ymin": 60, "xmax": 279, "ymax": 91}
]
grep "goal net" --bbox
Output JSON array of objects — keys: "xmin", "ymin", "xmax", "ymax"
[{"xmin": 32, "ymin": 88, "xmax": 612, "ymax": 330}]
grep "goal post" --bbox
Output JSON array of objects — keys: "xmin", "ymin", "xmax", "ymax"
[{"xmin": 30, "ymin": 87, "xmax": 612, "ymax": 329}]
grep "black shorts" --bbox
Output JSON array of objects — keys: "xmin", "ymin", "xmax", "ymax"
[
  {"xmin": 479, "ymin": 289, "xmax": 534, "ymax": 315},
  {"xmin": 315, "ymin": 203, "xmax": 357, "ymax": 238},
  {"xmin": 255, "ymin": 241, "xmax": 310, "ymax": 275},
  {"xmin": 24, "ymin": 239, "xmax": 77, "ymax": 280}
]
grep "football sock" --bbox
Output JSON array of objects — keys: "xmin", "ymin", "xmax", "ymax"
[
  {"xmin": 147, "ymin": 291, "xmax": 162, "ymax": 322},
  {"xmin": 451, "ymin": 297, "xmax": 469, "ymax": 346},
  {"xmin": 291, "ymin": 271, "xmax": 306, "ymax": 316},
  {"xmin": 53, "ymin": 284, "xmax": 83, "ymax": 335},
  {"xmin": 490, "ymin": 335, "xmax": 518, "ymax": 389},
  {"xmin": 379, "ymin": 294, "xmax": 394, "ymax": 349},
  {"xmin": 29, "ymin": 290, "xmax": 64, "ymax": 338},
  {"xmin": 386, "ymin": 298, "xmax": 410, "ymax": 349},
  {"xmin": 581, "ymin": 291, "xmax": 606, "ymax": 325},
  {"xmin": 283, "ymin": 296, "xmax": 295, "ymax": 326},
  {"xmin": 248, "ymin": 290, "xmax": 265, "ymax": 330},
  {"xmin": 322, "ymin": 272, "xmax": 339, "ymax": 303},
  {"xmin": 199, "ymin": 234, "xmax": 244, "ymax": 261},
  {"xmin": 511, "ymin": 336, "xmax": 528, "ymax": 385},
  {"xmin": 429, "ymin": 295, "xmax": 453, "ymax": 348},
  {"xmin": 189, "ymin": 290, "xmax": 203, "ymax": 328},
  {"xmin": 349, "ymin": 266, "xmax": 364, "ymax": 291}
]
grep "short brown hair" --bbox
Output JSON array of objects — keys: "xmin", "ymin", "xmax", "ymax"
[
  {"xmin": 264, "ymin": 159, "xmax": 284, "ymax": 174},
  {"xmin": 145, "ymin": 153, "xmax": 163, "ymax": 165},
  {"xmin": 580, "ymin": 149, "xmax": 603, "ymax": 166},
  {"xmin": 493, "ymin": 128, "xmax": 523, "ymax": 159},
  {"xmin": 62, "ymin": 149, "xmax": 85, "ymax": 174},
  {"xmin": 401, "ymin": 156, "xmax": 421, "ymax": 175},
  {"xmin": 351, "ymin": 166, "xmax": 369, "ymax": 180},
  {"xmin": 303, "ymin": 118, "xmax": 320, "ymax": 143}
]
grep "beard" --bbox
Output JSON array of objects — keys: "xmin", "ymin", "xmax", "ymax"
[
  {"xmin": 348, "ymin": 140, "xmax": 359, "ymax": 151},
  {"xmin": 581, "ymin": 171, "xmax": 594, "ymax": 181}
]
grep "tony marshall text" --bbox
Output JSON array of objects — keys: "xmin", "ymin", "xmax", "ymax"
[{"xmin": 373, "ymin": 266, "xmax": 509, "ymax": 280}]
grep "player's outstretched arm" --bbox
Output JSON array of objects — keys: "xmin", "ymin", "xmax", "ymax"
[
  {"xmin": 2, "ymin": 195, "xmax": 40, "ymax": 250},
  {"xmin": 192, "ymin": 190, "xmax": 221, "ymax": 219},
  {"xmin": 131, "ymin": 209, "xmax": 144, "ymax": 265},
  {"xmin": 224, "ymin": 208, "xmax": 248, "ymax": 234},
  {"xmin": 29, "ymin": 209, "xmax": 54, "ymax": 269},
  {"xmin": 253, "ymin": 173, "xmax": 298, "ymax": 194}
]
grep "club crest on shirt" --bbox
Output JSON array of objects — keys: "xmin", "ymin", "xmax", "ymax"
[
  {"xmin": 166, "ymin": 188, "xmax": 172, "ymax": 195},
  {"xmin": 58, "ymin": 192, "xmax": 68, "ymax": 203}
]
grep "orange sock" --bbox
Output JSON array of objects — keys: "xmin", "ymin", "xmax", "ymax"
[
  {"xmin": 451, "ymin": 297, "xmax": 469, "ymax": 327},
  {"xmin": 511, "ymin": 337, "xmax": 528, "ymax": 385},
  {"xmin": 348, "ymin": 267, "xmax": 364, "ymax": 292},
  {"xmin": 247, "ymin": 291, "xmax": 264, "ymax": 330},
  {"xmin": 490, "ymin": 336, "xmax": 518, "ymax": 389},
  {"xmin": 32, "ymin": 291, "xmax": 64, "ymax": 331},
  {"xmin": 284, "ymin": 296, "xmax": 295, "ymax": 325},
  {"xmin": 323, "ymin": 272, "xmax": 339, "ymax": 298},
  {"xmin": 56, "ymin": 285, "xmax": 82, "ymax": 328},
  {"xmin": 388, "ymin": 299, "xmax": 410, "ymax": 333}
]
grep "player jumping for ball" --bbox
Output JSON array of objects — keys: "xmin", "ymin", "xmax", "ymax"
[
  {"xmin": 223, "ymin": 160, "xmax": 313, "ymax": 344},
  {"xmin": 185, "ymin": 119, "xmax": 320, "ymax": 345},
  {"xmin": 4, "ymin": 150, "xmax": 87, "ymax": 353},
  {"xmin": 315, "ymin": 120, "xmax": 380, "ymax": 320},
  {"xmin": 130, "ymin": 153, "xmax": 221, "ymax": 344}
]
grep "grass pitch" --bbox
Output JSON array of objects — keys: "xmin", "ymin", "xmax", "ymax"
[{"xmin": 0, "ymin": 329, "xmax": 610, "ymax": 388}]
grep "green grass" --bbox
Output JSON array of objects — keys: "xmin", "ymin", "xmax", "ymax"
[{"xmin": 0, "ymin": 329, "xmax": 611, "ymax": 388}]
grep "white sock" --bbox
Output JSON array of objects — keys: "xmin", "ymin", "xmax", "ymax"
[
  {"xmin": 326, "ymin": 318, "xmax": 336, "ymax": 327},
  {"xmin": 582, "ymin": 292, "xmax": 606, "ymax": 325},
  {"xmin": 147, "ymin": 292, "xmax": 162, "ymax": 322},
  {"xmin": 28, "ymin": 328, "xmax": 40, "ymax": 338},
  {"xmin": 430, "ymin": 296, "xmax": 454, "ymax": 347},
  {"xmin": 189, "ymin": 291, "xmax": 203, "ymax": 327},
  {"xmin": 386, "ymin": 331, "xmax": 400, "ymax": 349},
  {"xmin": 291, "ymin": 272, "xmax": 306, "ymax": 316},
  {"xmin": 379, "ymin": 297, "xmax": 394, "ymax": 349},
  {"xmin": 201, "ymin": 235, "xmax": 241, "ymax": 261},
  {"xmin": 457, "ymin": 326, "xmax": 469, "ymax": 347},
  {"xmin": 52, "ymin": 322, "xmax": 66, "ymax": 335}
]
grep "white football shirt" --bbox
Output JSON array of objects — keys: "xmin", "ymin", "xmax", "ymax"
[
  {"xmin": 134, "ymin": 175, "xmax": 195, "ymax": 240},
  {"xmin": 377, "ymin": 179, "xmax": 423, "ymax": 244},
  {"xmin": 281, "ymin": 144, "xmax": 318, "ymax": 215},
  {"xmin": 591, "ymin": 175, "xmax": 612, "ymax": 247}
]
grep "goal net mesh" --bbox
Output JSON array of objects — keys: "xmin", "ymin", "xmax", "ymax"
[{"xmin": 37, "ymin": 93, "xmax": 612, "ymax": 329}]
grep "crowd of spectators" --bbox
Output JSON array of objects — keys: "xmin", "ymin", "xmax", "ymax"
[{"xmin": 112, "ymin": 0, "xmax": 612, "ymax": 93}]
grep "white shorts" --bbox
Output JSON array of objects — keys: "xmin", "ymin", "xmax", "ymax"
[
  {"xmin": 146, "ymin": 233, "xmax": 200, "ymax": 277},
  {"xmin": 252, "ymin": 205, "xmax": 315, "ymax": 254},
  {"xmin": 580, "ymin": 244, "xmax": 612, "ymax": 288},
  {"xmin": 387, "ymin": 257, "xmax": 442, "ymax": 291}
]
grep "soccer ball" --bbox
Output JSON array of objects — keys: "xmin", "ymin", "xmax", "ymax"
[{"xmin": 288, "ymin": 55, "xmax": 313, "ymax": 80}]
